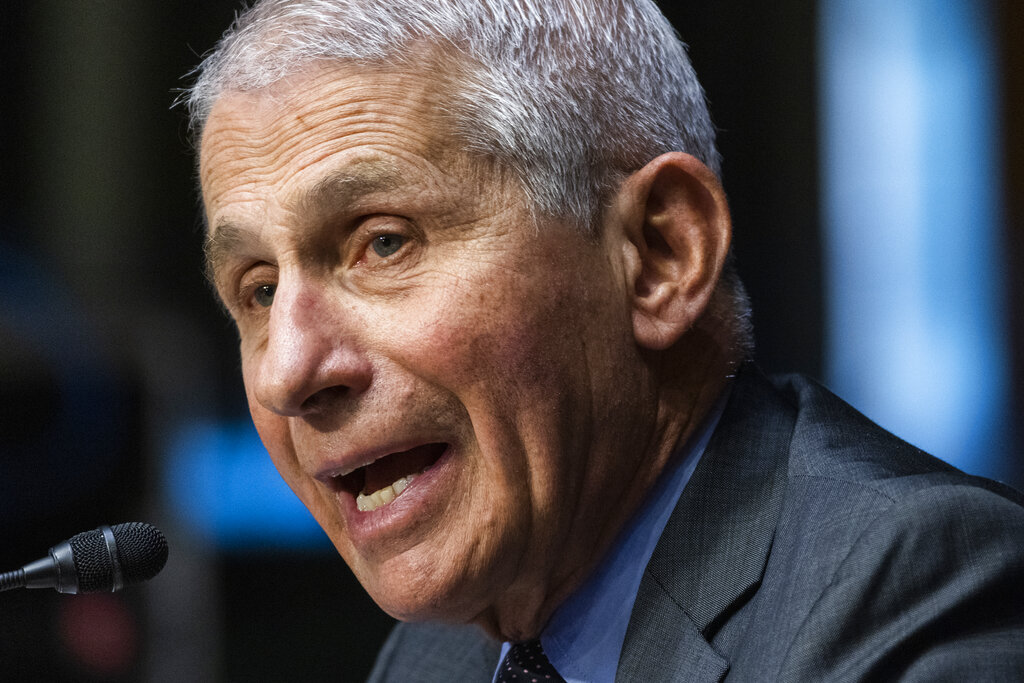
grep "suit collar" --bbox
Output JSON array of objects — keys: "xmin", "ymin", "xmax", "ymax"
[{"xmin": 618, "ymin": 365, "xmax": 796, "ymax": 681}]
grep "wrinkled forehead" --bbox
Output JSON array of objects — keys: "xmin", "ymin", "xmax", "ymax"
[
  {"xmin": 197, "ymin": 62, "xmax": 530, "ymax": 246},
  {"xmin": 200, "ymin": 65, "xmax": 449, "ymax": 181},
  {"xmin": 201, "ymin": 60, "xmax": 522, "ymax": 204}
]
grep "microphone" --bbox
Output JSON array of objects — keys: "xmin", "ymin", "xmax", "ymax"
[{"xmin": 0, "ymin": 522, "xmax": 168, "ymax": 594}]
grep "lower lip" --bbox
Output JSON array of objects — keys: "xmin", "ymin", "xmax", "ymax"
[{"xmin": 337, "ymin": 444, "xmax": 457, "ymax": 548}]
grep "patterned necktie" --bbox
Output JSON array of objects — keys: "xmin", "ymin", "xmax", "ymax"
[{"xmin": 496, "ymin": 639, "xmax": 566, "ymax": 682}]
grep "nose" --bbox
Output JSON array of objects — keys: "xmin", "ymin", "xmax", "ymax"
[{"xmin": 249, "ymin": 277, "xmax": 372, "ymax": 417}]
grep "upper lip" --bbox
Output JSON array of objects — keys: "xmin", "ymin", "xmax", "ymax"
[{"xmin": 311, "ymin": 438, "xmax": 444, "ymax": 484}]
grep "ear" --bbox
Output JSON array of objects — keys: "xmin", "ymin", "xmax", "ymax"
[{"xmin": 612, "ymin": 152, "xmax": 732, "ymax": 350}]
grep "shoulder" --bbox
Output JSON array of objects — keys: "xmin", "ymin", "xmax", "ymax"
[
  {"xmin": 704, "ymin": 369, "xmax": 1024, "ymax": 679},
  {"xmin": 767, "ymin": 371, "xmax": 1022, "ymax": 503},
  {"xmin": 720, "ymin": 369, "xmax": 1023, "ymax": 592},
  {"xmin": 748, "ymin": 372, "xmax": 1024, "ymax": 679},
  {"xmin": 367, "ymin": 621, "xmax": 500, "ymax": 683},
  {"xmin": 776, "ymin": 482, "xmax": 1024, "ymax": 679}
]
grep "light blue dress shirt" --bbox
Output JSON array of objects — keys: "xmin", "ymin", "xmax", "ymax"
[{"xmin": 493, "ymin": 392, "xmax": 728, "ymax": 683}]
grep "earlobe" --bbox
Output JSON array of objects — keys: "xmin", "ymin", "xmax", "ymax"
[{"xmin": 617, "ymin": 153, "xmax": 732, "ymax": 351}]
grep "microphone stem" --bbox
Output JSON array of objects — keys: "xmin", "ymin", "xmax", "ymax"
[{"xmin": 0, "ymin": 569, "xmax": 26, "ymax": 592}]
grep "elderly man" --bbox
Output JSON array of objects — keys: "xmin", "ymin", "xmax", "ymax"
[{"xmin": 188, "ymin": 0, "xmax": 1024, "ymax": 680}]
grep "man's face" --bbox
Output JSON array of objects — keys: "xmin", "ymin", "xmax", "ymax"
[{"xmin": 200, "ymin": 66, "xmax": 651, "ymax": 633}]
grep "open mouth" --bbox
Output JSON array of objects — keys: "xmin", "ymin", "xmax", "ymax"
[{"xmin": 332, "ymin": 443, "xmax": 448, "ymax": 513}]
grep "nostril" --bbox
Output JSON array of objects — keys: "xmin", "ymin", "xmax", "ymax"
[{"xmin": 301, "ymin": 385, "xmax": 350, "ymax": 413}]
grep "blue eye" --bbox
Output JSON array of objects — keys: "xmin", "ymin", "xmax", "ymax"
[
  {"xmin": 371, "ymin": 234, "xmax": 405, "ymax": 258},
  {"xmin": 253, "ymin": 284, "xmax": 276, "ymax": 307}
]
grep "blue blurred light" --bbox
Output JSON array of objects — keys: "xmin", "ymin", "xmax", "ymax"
[
  {"xmin": 819, "ymin": 0, "xmax": 1012, "ymax": 477},
  {"xmin": 165, "ymin": 420, "xmax": 331, "ymax": 550}
]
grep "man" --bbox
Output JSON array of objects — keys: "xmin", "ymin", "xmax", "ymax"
[{"xmin": 188, "ymin": 0, "xmax": 1024, "ymax": 680}]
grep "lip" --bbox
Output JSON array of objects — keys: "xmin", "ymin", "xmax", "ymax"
[
  {"xmin": 313, "ymin": 438, "xmax": 443, "ymax": 482},
  {"xmin": 318, "ymin": 442, "xmax": 458, "ymax": 549}
]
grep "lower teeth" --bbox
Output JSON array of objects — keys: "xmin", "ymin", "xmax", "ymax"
[{"xmin": 356, "ymin": 473, "xmax": 418, "ymax": 512}]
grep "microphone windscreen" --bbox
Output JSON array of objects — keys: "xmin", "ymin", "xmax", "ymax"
[
  {"xmin": 113, "ymin": 522, "xmax": 169, "ymax": 585},
  {"xmin": 68, "ymin": 522, "xmax": 168, "ymax": 593},
  {"xmin": 69, "ymin": 528, "xmax": 112, "ymax": 593}
]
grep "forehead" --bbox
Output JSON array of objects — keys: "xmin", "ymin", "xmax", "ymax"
[{"xmin": 198, "ymin": 64, "xmax": 463, "ymax": 220}]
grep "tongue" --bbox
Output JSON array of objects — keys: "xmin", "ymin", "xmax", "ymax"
[{"xmin": 362, "ymin": 443, "xmax": 446, "ymax": 493}]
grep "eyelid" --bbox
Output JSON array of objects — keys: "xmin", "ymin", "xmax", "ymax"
[
  {"xmin": 355, "ymin": 214, "xmax": 412, "ymax": 236},
  {"xmin": 234, "ymin": 262, "xmax": 278, "ymax": 311},
  {"xmin": 351, "ymin": 214, "xmax": 418, "ymax": 265}
]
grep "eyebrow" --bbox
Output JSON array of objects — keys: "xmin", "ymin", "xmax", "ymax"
[
  {"xmin": 203, "ymin": 219, "xmax": 252, "ymax": 285},
  {"xmin": 203, "ymin": 159, "xmax": 406, "ymax": 283},
  {"xmin": 298, "ymin": 159, "xmax": 404, "ymax": 219}
]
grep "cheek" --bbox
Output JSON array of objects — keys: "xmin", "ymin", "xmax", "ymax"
[
  {"xmin": 393, "ymin": 266, "xmax": 584, "ymax": 393},
  {"xmin": 387, "ymin": 268, "xmax": 593, "ymax": 502},
  {"xmin": 242, "ymin": 372, "xmax": 313, "ymax": 502},
  {"xmin": 247, "ymin": 398, "xmax": 349, "ymax": 540}
]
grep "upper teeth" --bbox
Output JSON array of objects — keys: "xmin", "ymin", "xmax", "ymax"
[{"xmin": 356, "ymin": 474, "xmax": 417, "ymax": 512}]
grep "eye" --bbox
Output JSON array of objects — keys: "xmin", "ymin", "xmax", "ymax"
[
  {"xmin": 253, "ymin": 283, "xmax": 276, "ymax": 307},
  {"xmin": 370, "ymin": 234, "xmax": 405, "ymax": 258}
]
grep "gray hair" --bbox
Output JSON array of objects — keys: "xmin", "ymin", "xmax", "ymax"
[
  {"xmin": 187, "ymin": 0, "xmax": 720, "ymax": 225},
  {"xmin": 185, "ymin": 0, "xmax": 753, "ymax": 355}
]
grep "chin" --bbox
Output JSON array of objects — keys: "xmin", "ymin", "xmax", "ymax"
[
  {"xmin": 370, "ymin": 581, "xmax": 484, "ymax": 626},
  {"xmin": 354, "ymin": 548, "xmax": 509, "ymax": 628}
]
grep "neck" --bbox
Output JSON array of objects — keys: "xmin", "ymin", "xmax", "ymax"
[{"xmin": 650, "ymin": 323, "xmax": 739, "ymax": 471}]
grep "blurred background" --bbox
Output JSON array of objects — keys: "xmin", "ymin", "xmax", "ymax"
[{"xmin": 0, "ymin": 0, "xmax": 1020, "ymax": 680}]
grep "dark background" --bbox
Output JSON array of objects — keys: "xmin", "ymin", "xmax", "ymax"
[{"xmin": 1, "ymin": 1, "xmax": 1021, "ymax": 681}]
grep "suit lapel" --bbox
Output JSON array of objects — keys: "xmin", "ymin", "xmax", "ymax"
[
  {"xmin": 618, "ymin": 367, "xmax": 796, "ymax": 681},
  {"xmin": 617, "ymin": 577, "xmax": 729, "ymax": 682}
]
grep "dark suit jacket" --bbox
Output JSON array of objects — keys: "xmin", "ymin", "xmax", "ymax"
[{"xmin": 367, "ymin": 368, "xmax": 1024, "ymax": 681}]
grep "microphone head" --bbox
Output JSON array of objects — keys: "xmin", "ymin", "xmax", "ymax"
[{"xmin": 69, "ymin": 522, "xmax": 169, "ymax": 593}]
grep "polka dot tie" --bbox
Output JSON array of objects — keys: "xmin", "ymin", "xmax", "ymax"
[{"xmin": 496, "ymin": 639, "xmax": 565, "ymax": 682}]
